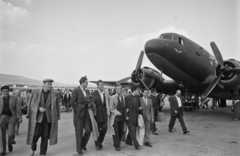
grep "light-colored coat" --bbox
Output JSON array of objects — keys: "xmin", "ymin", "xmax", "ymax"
[
  {"xmin": 0, "ymin": 96, "xmax": 22, "ymax": 125},
  {"xmin": 103, "ymin": 89, "xmax": 112, "ymax": 134},
  {"xmin": 26, "ymin": 89, "xmax": 60, "ymax": 146},
  {"xmin": 109, "ymin": 94, "xmax": 125, "ymax": 135},
  {"xmin": 140, "ymin": 97, "xmax": 154, "ymax": 122}
]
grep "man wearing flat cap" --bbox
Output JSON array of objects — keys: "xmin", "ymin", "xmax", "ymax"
[
  {"xmin": 0, "ymin": 86, "xmax": 22, "ymax": 156},
  {"xmin": 26, "ymin": 78, "xmax": 60, "ymax": 156}
]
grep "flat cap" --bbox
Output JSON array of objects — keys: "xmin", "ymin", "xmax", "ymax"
[
  {"xmin": 43, "ymin": 78, "xmax": 54, "ymax": 83},
  {"xmin": 1, "ymin": 85, "xmax": 10, "ymax": 91}
]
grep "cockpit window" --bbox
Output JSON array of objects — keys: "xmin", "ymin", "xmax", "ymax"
[
  {"xmin": 159, "ymin": 34, "xmax": 184, "ymax": 45},
  {"xmin": 172, "ymin": 35, "xmax": 178, "ymax": 42},
  {"xmin": 159, "ymin": 35, "xmax": 172, "ymax": 40},
  {"xmin": 178, "ymin": 37, "xmax": 184, "ymax": 45}
]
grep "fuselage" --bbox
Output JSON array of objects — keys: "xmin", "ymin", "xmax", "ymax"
[{"xmin": 145, "ymin": 33, "xmax": 218, "ymax": 86}]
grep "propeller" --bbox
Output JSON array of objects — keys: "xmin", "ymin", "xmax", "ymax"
[
  {"xmin": 135, "ymin": 51, "xmax": 144, "ymax": 72},
  {"xmin": 116, "ymin": 51, "xmax": 149, "ymax": 90},
  {"xmin": 202, "ymin": 73, "xmax": 222, "ymax": 99},
  {"xmin": 210, "ymin": 42, "xmax": 223, "ymax": 66},
  {"xmin": 202, "ymin": 41, "xmax": 240, "ymax": 99},
  {"xmin": 228, "ymin": 68, "xmax": 240, "ymax": 74}
]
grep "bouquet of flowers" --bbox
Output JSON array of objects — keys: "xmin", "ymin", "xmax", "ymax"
[{"xmin": 84, "ymin": 93, "xmax": 97, "ymax": 116}]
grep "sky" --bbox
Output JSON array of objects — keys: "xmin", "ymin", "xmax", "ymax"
[{"xmin": 0, "ymin": 0, "xmax": 239, "ymax": 84}]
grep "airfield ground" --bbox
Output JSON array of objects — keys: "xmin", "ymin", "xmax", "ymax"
[{"xmin": 8, "ymin": 101, "xmax": 240, "ymax": 156}]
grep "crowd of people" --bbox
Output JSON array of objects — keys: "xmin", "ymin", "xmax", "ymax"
[{"xmin": 0, "ymin": 76, "xmax": 189, "ymax": 156}]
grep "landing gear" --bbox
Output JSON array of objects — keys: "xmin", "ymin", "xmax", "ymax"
[{"xmin": 218, "ymin": 99, "xmax": 227, "ymax": 107}]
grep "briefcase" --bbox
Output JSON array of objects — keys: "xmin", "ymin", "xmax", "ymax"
[{"xmin": 156, "ymin": 112, "xmax": 165, "ymax": 122}]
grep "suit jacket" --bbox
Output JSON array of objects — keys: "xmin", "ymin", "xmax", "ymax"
[
  {"xmin": 70, "ymin": 87, "xmax": 90, "ymax": 119},
  {"xmin": 148, "ymin": 95, "xmax": 158, "ymax": 115},
  {"xmin": 93, "ymin": 90, "xmax": 107, "ymax": 122},
  {"xmin": 63, "ymin": 93, "xmax": 71, "ymax": 104},
  {"xmin": 109, "ymin": 94, "xmax": 125, "ymax": 135},
  {"xmin": 37, "ymin": 91, "xmax": 52, "ymax": 123},
  {"xmin": 0, "ymin": 96, "xmax": 22, "ymax": 124},
  {"xmin": 125, "ymin": 94, "xmax": 140, "ymax": 124},
  {"xmin": 26, "ymin": 89, "xmax": 60, "ymax": 146},
  {"xmin": 169, "ymin": 95, "xmax": 184, "ymax": 116},
  {"xmin": 140, "ymin": 97, "xmax": 154, "ymax": 122}
]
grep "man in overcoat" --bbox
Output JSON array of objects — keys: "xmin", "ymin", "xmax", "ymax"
[{"xmin": 26, "ymin": 78, "xmax": 60, "ymax": 156}]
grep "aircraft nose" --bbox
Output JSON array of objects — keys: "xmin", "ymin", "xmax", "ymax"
[{"xmin": 144, "ymin": 38, "xmax": 165, "ymax": 55}]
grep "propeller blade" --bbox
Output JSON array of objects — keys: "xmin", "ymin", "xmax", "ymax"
[
  {"xmin": 137, "ymin": 77, "xmax": 149, "ymax": 91},
  {"xmin": 116, "ymin": 76, "xmax": 131, "ymax": 85},
  {"xmin": 210, "ymin": 42, "xmax": 224, "ymax": 66},
  {"xmin": 202, "ymin": 73, "xmax": 222, "ymax": 99},
  {"xmin": 135, "ymin": 51, "xmax": 144, "ymax": 72},
  {"xmin": 228, "ymin": 68, "xmax": 240, "ymax": 74}
]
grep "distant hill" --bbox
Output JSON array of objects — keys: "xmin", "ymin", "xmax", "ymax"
[{"xmin": 0, "ymin": 73, "xmax": 76, "ymax": 87}]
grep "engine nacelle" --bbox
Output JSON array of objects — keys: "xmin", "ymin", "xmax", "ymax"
[
  {"xmin": 131, "ymin": 67, "xmax": 163, "ymax": 89},
  {"xmin": 218, "ymin": 59, "xmax": 240, "ymax": 88}
]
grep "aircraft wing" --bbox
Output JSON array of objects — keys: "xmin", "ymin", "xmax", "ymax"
[{"xmin": 89, "ymin": 81, "xmax": 132, "ymax": 88}]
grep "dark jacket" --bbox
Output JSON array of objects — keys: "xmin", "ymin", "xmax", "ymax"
[
  {"xmin": 148, "ymin": 95, "xmax": 158, "ymax": 115},
  {"xmin": 63, "ymin": 93, "xmax": 71, "ymax": 104},
  {"xmin": 93, "ymin": 90, "xmax": 107, "ymax": 122},
  {"xmin": 169, "ymin": 95, "xmax": 184, "ymax": 116},
  {"xmin": 125, "ymin": 94, "xmax": 140, "ymax": 124},
  {"xmin": 70, "ymin": 87, "xmax": 90, "ymax": 119}
]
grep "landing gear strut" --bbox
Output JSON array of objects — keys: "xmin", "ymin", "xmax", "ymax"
[{"xmin": 218, "ymin": 99, "xmax": 227, "ymax": 107}]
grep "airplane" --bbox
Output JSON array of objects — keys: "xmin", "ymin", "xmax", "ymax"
[{"xmin": 91, "ymin": 33, "xmax": 240, "ymax": 107}]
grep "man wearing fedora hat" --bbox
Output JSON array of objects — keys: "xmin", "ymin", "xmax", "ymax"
[
  {"xmin": 26, "ymin": 78, "xmax": 60, "ymax": 156},
  {"xmin": 0, "ymin": 86, "xmax": 22, "ymax": 156}
]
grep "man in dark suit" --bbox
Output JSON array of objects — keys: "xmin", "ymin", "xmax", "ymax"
[
  {"xmin": 168, "ymin": 90, "xmax": 189, "ymax": 134},
  {"xmin": 148, "ymin": 88, "xmax": 158, "ymax": 135},
  {"xmin": 92, "ymin": 80, "xmax": 108, "ymax": 150},
  {"xmin": 70, "ymin": 76, "xmax": 92, "ymax": 156},
  {"xmin": 125, "ymin": 86, "xmax": 141, "ymax": 150},
  {"xmin": 0, "ymin": 86, "xmax": 22, "ymax": 156},
  {"xmin": 63, "ymin": 89, "xmax": 71, "ymax": 112}
]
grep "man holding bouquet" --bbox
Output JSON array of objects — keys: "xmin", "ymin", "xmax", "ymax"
[{"xmin": 70, "ymin": 76, "xmax": 99, "ymax": 156}]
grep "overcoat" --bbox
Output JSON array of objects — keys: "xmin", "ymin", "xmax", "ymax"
[{"xmin": 26, "ymin": 89, "xmax": 60, "ymax": 146}]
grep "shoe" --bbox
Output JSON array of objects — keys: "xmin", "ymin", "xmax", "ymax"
[
  {"xmin": 0, "ymin": 152, "xmax": 5, "ymax": 156},
  {"xmin": 183, "ymin": 130, "xmax": 190, "ymax": 134},
  {"xmin": 168, "ymin": 129, "xmax": 173, "ymax": 133},
  {"xmin": 82, "ymin": 147, "xmax": 87, "ymax": 151},
  {"xmin": 152, "ymin": 131, "xmax": 158, "ymax": 135},
  {"xmin": 73, "ymin": 153, "xmax": 83, "ymax": 156},
  {"xmin": 8, "ymin": 144, "xmax": 13, "ymax": 152},
  {"xmin": 29, "ymin": 150, "xmax": 35, "ymax": 156},
  {"xmin": 145, "ymin": 142, "xmax": 152, "ymax": 147},
  {"xmin": 134, "ymin": 144, "xmax": 140, "ymax": 150},
  {"xmin": 115, "ymin": 147, "xmax": 120, "ymax": 151},
  {"xmin": 126, "ymin": 142, "xmax": 133, "ymax": 145},
  {"xmin": 95, "ymin": 145, "xmax": 101, "ymax": 150}
]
